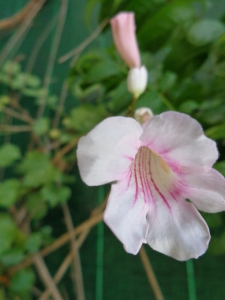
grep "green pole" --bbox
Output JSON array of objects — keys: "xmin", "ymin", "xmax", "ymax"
[
  {"xmin": 96, "ymin": 186, "xmax": 104, "ymax": 300},
  {"xmin": 186, "ymin": 259, "xmax": 197, "ymax": 300}
]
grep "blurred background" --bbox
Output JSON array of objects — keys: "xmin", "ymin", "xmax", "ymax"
[{"xmin": 1, "ymin": 0, "xmax": 225, "ymax": 299}]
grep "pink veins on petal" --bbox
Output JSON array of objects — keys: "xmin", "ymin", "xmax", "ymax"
[{"xmin": 128, "ymin": 146, "xmax": 174, "ymax": 209}]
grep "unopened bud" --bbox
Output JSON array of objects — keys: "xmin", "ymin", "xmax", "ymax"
[
  {"xmin": 134, "ymin": 107, "xmax": 153, "ymax": 126},
  {"xmin": 49, "ymin": 128, "xmax": 60, "ymax": 139},
  {"xmin": 127, "ymin": 66, "xmax": 148, "ymax": 98}
]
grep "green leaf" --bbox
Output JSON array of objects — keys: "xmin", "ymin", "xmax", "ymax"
[
  {"xmin": 10, "ymin": 269, "xmax": 35, "ymax": 293},
  {"xmin": 0, "ymin": 248, "xmax": 24, "ymax": 266},
  {"xmin": 107, "ymin": 79, "xmax": 132, "ymax": 113},
  {"xmin": 158, "ymin": 71, "xmax": 177, "ymax": 92},
  {"xmin": 178, "ymin": 100, "xmax": 199, "ymax": 114},
  {"xmin": 85, "ymin": 59, "xmax": 120, "ymax": 83},
  {"xmin": 138, "ymin": 1, "xmax": 195, "ymax": 49},
  {"xmin": 187, "ymin": 19, "xmax": 225, "ymax": 47},
  {"xmin": 41, "ymin": 185, "xmax": 71, "ymax": 207},
  {"xmin": 205, "ymin": 124, "xmax": 225, "ymax": 140},
  {"xmin": 0, "ymin": 143, "xmax": 21, "ymax": 168},
  {"xmin": 0, "ymin": 288, "xmax": 6, "ymax": 300},
  {"xmin": 0, "ymin": 95, "xmax": 10, "ymax": 105},
  {"xmin": 26, "ymin": 232, "xmax": 42, "ymax": 253},
  {"xmin": 135, "ymin": 90, "xmax": 173, "ymax": 114},
  {"xmin": 209, "ymin": 231, "xmax": 225, "ymax": 255},
  {"xmin": 26, "ymin": 193, "xmax": 48, "ymax": 220},
  {"xmin": 0, "ymin": 179, "xmax": 20, "ymax": 208},
  {"xmin": 0, "ymin": 214, "xmax": 17, "ymax": 255},
  {"xmin": 25, "ymin": 74, "xmax": 41, "ymax": 88},
  {"xmin": 202, "ymin": 212, "xmax": 223, "ymax": 228},
  {"xmin": 18, "ymin": 152, "xmax": 62, "ymax": 188},
  {"xmin": 66, "ymin": 105, "xmax": 108, "ymax": 133},
  {"xmin": 2, "ymin": 60, "xmax": 21, "ymax": 75},
  {"xmin": 84, "ymin": 0, "xmax": 101, "ymax": 26},
  {"xmin": 11, "ymin": 73, "xmax": 27, "ymax": 89},
  {"xmin": 214, "ymin": 161, "xmax": 225, "ymax": 177},
  {"xmin": 32, "ymin": 118, "xmax": 50, "ymax": 136}
]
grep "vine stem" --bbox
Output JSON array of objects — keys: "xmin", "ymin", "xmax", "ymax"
[
  {"xmin": 62, "ymin": 203, "xmax": 85, "ymax": 300},
  {"xmin": 37, "ymin": 0, "xmax": 68, "ymax": 119},
  {"xmin": 0, "ymin": 0, "xmax": 42, "ymax": 30},
  {"xmin": 0, "ymin": 0, "xmax": 46, "ymax": 66},
  {"xmin": 39, "ymin": 230, "xmax": 90, "ymax": 300},
  {"xmin": 139, "ymin": 247, "xmax": 164, "ymax": 300},
  {"xmin": 58, "ymin": 19, "xmax": 108, "ymax": 64},
  {"xmin": 34, "ymin": 254, "xmax": 63, "ymax": 300},
  {"xmin": 8, "ymin": 207, "xmax": 105, "ymax": 275}
]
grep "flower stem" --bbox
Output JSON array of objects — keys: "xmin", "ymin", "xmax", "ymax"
[{"xmin": 127, "ymin": 96, "xmax": 138, "ymax": 116}]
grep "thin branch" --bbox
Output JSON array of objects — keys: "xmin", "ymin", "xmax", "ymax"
[
  {"xmin": 16, "ymin": 15, "xmax": 59, "ymax": 100},
  {"xmin": 58, "ymin": 19, "xmax": 108, "ymax": 64},
  {"xmin": 0, "ymin": 0, "xmax": 42, "ymax": 30},
  {"xmin": 25, "ymin": 15, "xmax": 59, "ymax": 75},
  {"xmin": 39, "ymin": 230, "xmax": 90, "ymax": 300},
  {"xmin": 0, "ymin": 125, "xmax": 31, "ymax": 133},
  {"xmin": 41, "ymin": 212, "xmax": 103, "ymax": 260},
  {"xmin": 34, "ymin": 254, "xmax": 63, "ymax": 300},
  {"xmin": 32, "ymin": 286, "xmax": 43, "ymax": 298},
  {"xmin": 37, "ymin": 0, "xmax": 68, "ymax": 119},
  {"xmin": 2, "ymin": 107, "xmax": 33, "ymax": 124},
  {"xmin": 51, "ymin": 137, "xmax": 79, "ymax": 165},
  {"xmin": 139, "ymin": 247, "xmax": 164, "ymax": 300},
  {"xmin": 62, "ymin": 203, "xmax": 85, "ymax": 300},
  {"xmin": 8, "ymin": 211, "xmax": 103, "ymax": 275},
  {"xmin": 10, "ymin": 95, "xmax": 34, "ymax": 122},
  {"xmin": 52, "ymin": 80, "xmax": 68, "ymax": 128},
  {"xmin": 0, "ymin": 0, "xmax": 46, "ymax": 66}
]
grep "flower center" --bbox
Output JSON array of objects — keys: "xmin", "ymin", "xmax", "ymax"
[{"xmin": 129, "ymin": 146, "xmax": 174, "ymax": 208}]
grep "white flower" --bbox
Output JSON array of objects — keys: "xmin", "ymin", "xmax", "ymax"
[{"xmin": 77, "ymin": 112, "xmax": 225, "ymax": 261}]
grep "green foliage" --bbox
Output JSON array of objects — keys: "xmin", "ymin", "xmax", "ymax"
[
  {"xmin": 187, "ymin": 19, "xmax": 225, "ymax": 46},
  {"xmin": 205, "ymin": 124, "xmax": 225, "ymax": 140},
  {"xmin": 32, "ymin": 118, "xmax": 50, "ymax": 136},
  {"xmin": 214, "ymin": 161, "xmax": 225, "ymax": 176},
  {"xmin": 26, "ymin": 193, "xmax": 48, "ymax": 220},
  {"xmin": 1, "ymin": 61, "xmax": 21, "ymax": 75},
  {"xmin": 0, "ymin": 215, "xmax": 18, "ymax": 256},
  {"xmin": 0, "ymin": 179, "xmax": 20, "ymax": 208},
  {"xmin": 0, "ymin": 144, "xmax": 21, "ymax": 168},
  {"xmin": 17, "ymin": 152, "xmax": 62, "ymax": 188},
  {"xmin": 64, "ymin": 104, "xmax": 108, "ymax": 133},
  {"xmin": 10, "ymin": 269, "xmax": 35, "ymax": 293},
  {"xmin": 0, "ymin": 248, "xmax": 25, "ymax": 267},
  {"xmin": 40, "ymin": 185, "xmax": 71, "ymax": 207}
]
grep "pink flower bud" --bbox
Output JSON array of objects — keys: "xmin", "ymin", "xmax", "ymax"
[{"xmin": 110, "ymin": 12, "xmax": 141, "ymax": 68}]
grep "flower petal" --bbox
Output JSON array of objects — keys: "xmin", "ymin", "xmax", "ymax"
[
  {"xmin": 110, "ymin": 12, "xmax": 141, "ymax": 68},
  {"xmin": 180, "ymin": 168, "xmax": 225, "ymax": 213},
  {"xmin": 77, "ymin": 117, "xmax": 142, "ymax": 186},
  {"xmin": 140, "ymin": 112, "xmax": 218, "ymax": 171},
  {"xmin": 104, "ymin": 178, "xmax": 149, "ymax": 254},
  {"xmin": 146, "ymin": 199, "xmax": 210, "ymax": 261}
]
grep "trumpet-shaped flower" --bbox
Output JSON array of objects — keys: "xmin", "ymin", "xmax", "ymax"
[
  {"xmin": 110, "ymin": 12, "xmax": 140, "ymax": 68},
  {"xmin": 77, "ymin": 112, "xmax": 225, "ymax": 261},
  {"xmin": 110, "ymin": 12, "xmax": 148, "ymax": 98}
]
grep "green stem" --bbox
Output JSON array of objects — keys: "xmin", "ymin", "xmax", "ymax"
[
  {"xmin": 96, "ymin": 186, "xmax": 104, "ymax": 300},
  {"xmin": 186, "ymin": 259, "xmax": 197, "ymax": 300}
]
